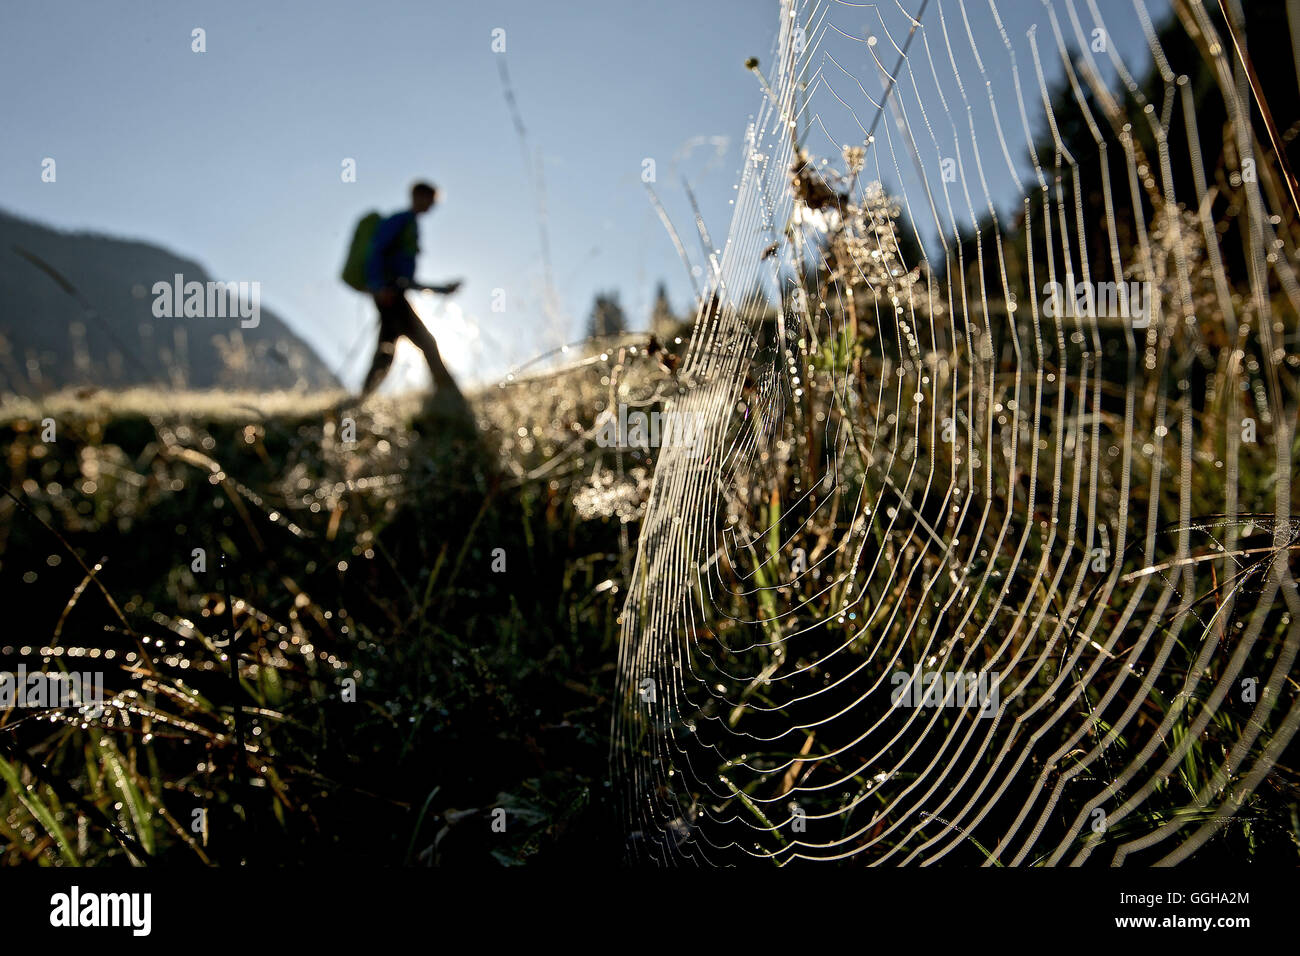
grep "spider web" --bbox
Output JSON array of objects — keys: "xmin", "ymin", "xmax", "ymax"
[{"xmin": 612, "ymin": 0, "xmax": 1300, "ymax": 865}]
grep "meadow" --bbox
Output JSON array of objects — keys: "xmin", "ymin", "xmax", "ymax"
[{"xmin": 0, "ymin": 355, "xmax": 668, "ymax": 866}]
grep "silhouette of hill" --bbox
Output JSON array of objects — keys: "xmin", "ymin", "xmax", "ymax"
[{"xmin": 0, "ymin": 209, "xmax": 338, "ymax": 394}]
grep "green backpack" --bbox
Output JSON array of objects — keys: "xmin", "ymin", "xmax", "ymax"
[{"xmin": 341, "ymin": 211, "xmax": 383, "ymax": 292}]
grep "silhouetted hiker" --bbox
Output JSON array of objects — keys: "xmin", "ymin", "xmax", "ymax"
[{"xmin": 342, "ymin": 182, "xmax": 463, "ymax": 400}]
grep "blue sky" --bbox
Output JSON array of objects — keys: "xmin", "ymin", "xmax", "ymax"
[{"xmin": 1, "ymin": 0, "xmax": 1166, "ymax": 389}]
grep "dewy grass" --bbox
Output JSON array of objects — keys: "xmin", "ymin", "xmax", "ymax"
[{"xmin": 0, "ymin": 366, "xmax": 646, "ymax": 865}]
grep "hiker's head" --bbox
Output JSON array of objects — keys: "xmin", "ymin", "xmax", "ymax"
[{"xmin": 411, "ymin": 182, "xmax": 438, "ymax": 214}]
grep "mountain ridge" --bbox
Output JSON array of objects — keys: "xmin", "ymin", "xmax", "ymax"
[{"xmin": 0, "ymin": 208, "xmax": 339, "ymax": 395}]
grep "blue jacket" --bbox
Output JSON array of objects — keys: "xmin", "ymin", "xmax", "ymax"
[{"xmin": 365, "ymin": 210, "xmax": 419, "ymax": 292}]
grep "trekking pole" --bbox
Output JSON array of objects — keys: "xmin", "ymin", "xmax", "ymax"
[{"xmin": 333, "ymin": 296, "xmax": 379, "ymax": 384}]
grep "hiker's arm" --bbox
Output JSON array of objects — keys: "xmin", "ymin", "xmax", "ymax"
[{"xmin": 405, "ymin": 279, "xmax": 461, "ymax": 294}]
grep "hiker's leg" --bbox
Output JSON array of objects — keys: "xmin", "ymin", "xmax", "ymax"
[
  {"xmin": 359, "ymin": 302, "xmax": 401, "ymax": 399},
  {"xmin": 359, "ymin": 339, "xmax": 396, "ymax": 398},
  {"xmin": 400, "ymin": 298, "xmax": 458, "ymax": 390}
]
